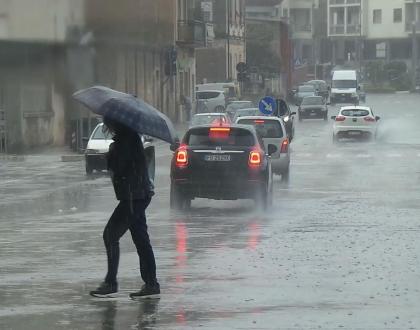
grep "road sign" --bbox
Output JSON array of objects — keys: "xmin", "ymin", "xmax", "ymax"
[{"xmin": 258, "ymin": 96, "xmax": 276, "ymax": 115}]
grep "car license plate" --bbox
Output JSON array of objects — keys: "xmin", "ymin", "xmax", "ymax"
[
  {"xmin": 310, "ymin": 111, "xmax": 317, "ymax": 116},
  {"xmin": 205, "ymin": 155, "xmax": 231, "ymax": 162},
  {"xmin": 349, "ymin": 131, "xmax": 361, "ymax": 136}
]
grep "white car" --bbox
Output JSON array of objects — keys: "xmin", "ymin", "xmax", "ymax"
[
  {"xmin": 332, "ymin": 106, "xmax": 380, "ymax": 142},
  {"xmin": 190, "ymin": 113, "xmax": 230, "ymax": 128},
  {"xmin": 236, "ymin": 116, "xmax": 290, "ymax": 181},
  {"xmin": 195, "ymin": 90, "xmax": 226, "ymax": 113},
  {"xmin": 85, "ymin": 123, "xmax": 155, "ymax": 175}
]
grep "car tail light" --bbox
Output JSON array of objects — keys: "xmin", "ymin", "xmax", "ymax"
[
  {"xmin": 249, "ymin": 149, "xmax": 262, "ymax": 167},
  {"xmin": 175, "ymin": 146, "xmax": 188, "ymax": 167},
  {"xmin": 364, "ymin": 116, "xmax": 376, "ymax": 122},
  {"xmin": 280, "ymin": 139, "xmax": 289, "ymax": 153},
  {"xmin": 335, "ymin": 116, "xmax": 346, "ymax": 122},
  {"xmin": 254, "ymin": 120, "xmax": 265, "ymax": 124}
]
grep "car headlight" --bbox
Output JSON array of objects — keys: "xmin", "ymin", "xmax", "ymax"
[{"xmin": 283, "ymin": 116, "xmax": 290, "ymax": 122}]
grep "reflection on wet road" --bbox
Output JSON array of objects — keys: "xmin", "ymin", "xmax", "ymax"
[{"xmin": 1, "ymin": 94, "xmax": 420, "ymax": 329}]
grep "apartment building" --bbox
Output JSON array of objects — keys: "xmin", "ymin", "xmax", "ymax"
[
  {"xmin": 327, "ymin": 0, "xmax": 420, "ymax": 65},
  {"xmin": 0, "ymin": 0, "xmax": 85, "ymax": 151},
  {"xmin": 196, "ymin": 0, "xmax": 246, "ymax": 83}
]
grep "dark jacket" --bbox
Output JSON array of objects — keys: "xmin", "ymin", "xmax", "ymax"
[{"xmin": 107, "ymin": 131, "xmax": 154, "ymax": 201}]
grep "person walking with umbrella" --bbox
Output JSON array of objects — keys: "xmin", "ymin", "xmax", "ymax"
[{"xmin": 89, "ymin": 116, "xmax": 160, "ymax": 298}]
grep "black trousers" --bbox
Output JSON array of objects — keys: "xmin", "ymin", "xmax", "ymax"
[{"xmin": 103, "ymin": 198, "xmax": 157, "ymax": 286}]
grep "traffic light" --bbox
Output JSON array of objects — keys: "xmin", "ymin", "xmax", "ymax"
[{"xmin": 165, "ymin": 46, "xmax": 177, "ymax": 76}]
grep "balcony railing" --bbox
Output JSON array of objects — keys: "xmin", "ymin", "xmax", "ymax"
[
  {"xmin": 329, "ymin": 24, "xmax": 361, "ymax": 35},
  {"xmin": 177, "ymin": 21, "xmax": 214, "ymax": 47},
  {"xmin": 330, "ymin": 0, "xmax": 360, "ymax": 6}
]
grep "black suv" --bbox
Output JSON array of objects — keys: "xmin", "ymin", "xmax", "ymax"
[{"xmin": 170, "ymin": 125, "xmax": 276, "ymax": 210}]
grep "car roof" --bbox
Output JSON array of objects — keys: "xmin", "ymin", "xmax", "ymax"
[
  {"xmin": 298, "ymin": 84, "xmax": 315, "ymax": 88},
  {"xmin": 340, "ymin": 106, "xmax": 371, "ymax": 111},
  {"xmin": 196, "ymin": 89, "xmax": 224, "ymax": 93},
  {"xmin": 193, "ymin": 113, "xmax": 227, "ymax": 116}
]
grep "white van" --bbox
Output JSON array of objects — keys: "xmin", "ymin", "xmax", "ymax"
[
  {"xmin": 330, "ymin": 70, "xmax": 360, "ymax": 105},
  {"xmin": 196, "ymin": 82, "xmax": 240, "ymax": 101}
]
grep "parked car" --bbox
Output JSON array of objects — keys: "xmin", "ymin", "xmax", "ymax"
[
  {"xmin": 306, "ymin": 80, "xmax": 329, "ymax": 100},
  {"xmin": 85, "ymin": 123, "xmax": 155, "ymax": 176},
  {"xmin": 170, "ymin": 125, "xmax": 275, "ymax": 209},
  {"xmin": 298, "ymin": 96, "xmax": 328, "ymax": 121},
  {"xmin": 232, "ymin": 108, "xmax": 261, "ymax": 122},
  {"xmin": 195, "ymin": 90, "xmax": 226, "ymax": 113},
  {"xmin": 235, "ymin": 116, "xmax": 290, "ymax": 182},
  {"xmin": 294, "ymin": 85, "xmax": 316, "ymax": 105},
  {"xmin": 190, "ymin": 113, "xmax": 230, "ymax": 128},
  {"xmin": 331, "ymin": 106, "xmax": 380, "ymax": 143},
  {"xmin": 274, "ymin": 99, "xmax": 296, "ymax": 141},
  {"xmin": 226, "ymin": 100, "xmax": 254, "ymax": 121}
]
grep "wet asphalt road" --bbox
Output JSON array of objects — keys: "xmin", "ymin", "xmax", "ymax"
[{"xmin": 1, "ymin": 93, "xmax": 420, "ymax": 329}]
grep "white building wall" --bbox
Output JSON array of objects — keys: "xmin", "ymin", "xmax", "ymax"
[
  {"xmin": 366, "ymin": 0, "xmax": 406, "ymax": 39},
  {"xmin": 0, "ymin": 0, "xmax": 85, "ymax": 42}
]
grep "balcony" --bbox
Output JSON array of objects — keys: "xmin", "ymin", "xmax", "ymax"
[
  {"xmin": 177, "ymin": 21, "xmax": 214, "ymax": 47},
  {"xmin": 329, "ymin": 24, "xmax": 361, "ymax": 36}
]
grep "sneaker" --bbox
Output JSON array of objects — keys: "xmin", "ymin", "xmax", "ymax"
[
  {"xmin": 89, "ymin": 282, "xmax": 118, "ymax": 298},
  {"xmin": 129, "ymin": 283, "xmax": 160, "ymax": 299}
]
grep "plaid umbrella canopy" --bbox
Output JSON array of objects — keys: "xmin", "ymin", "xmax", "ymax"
[{"xmin": 73, "ymin": 86, "xmax": 178, "ymax": 144}]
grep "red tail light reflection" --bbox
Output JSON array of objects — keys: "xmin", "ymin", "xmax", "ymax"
[
  {"xmin": 175, "ymin": 145, "xmax": 188, "ymax": 167},
  {"xmin": 280, "ymin": 139, "xmax": 289, "ymax": 153},
  {"xmin": 249, "ymin": 149, "xmax": 262, "ymax": 167}
]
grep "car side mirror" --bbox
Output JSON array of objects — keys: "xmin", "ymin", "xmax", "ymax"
[
  {"xmin": 267, "ymin": 144, "xmax": 277, "ymax": 156},
  {"xmin": 375, "ymin": 116, "xmax": 380, "ymax": 121},
  {"xmin": 291, "ymin": 112, "xmax": 296, "ymax": 116},
  {"xmin": 170, "ymin": 142, "xmax": 180, "ymax": 152},
  {"xmin": 331, "ymin": 116, "xmax": 336, "ymax": 120}
]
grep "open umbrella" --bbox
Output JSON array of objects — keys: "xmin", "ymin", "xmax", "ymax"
[{"xmin": 73, "ymin": 86, "xmax": 178, "ymax": 144}]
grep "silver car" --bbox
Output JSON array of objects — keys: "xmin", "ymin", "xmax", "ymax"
[{"xmin": 235, "ymin": 116, "xmax": 290, "ymax": 182}]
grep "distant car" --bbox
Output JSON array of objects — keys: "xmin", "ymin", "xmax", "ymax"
[
  {"xmin": 170, "ymin": 125, "xmax": 276, "ymax": 209},
  {"xmin": 85, "ymin": 123, "xmax": 155, "ymax": 175},
  {"xmin": 235, "ymin": 116, "xmax": 290, "ymax": 182},
  {"xmin": 190, "ymin": 113, "xmax": 230, "ymax": 128},
  {"xmin": 331, "ymin": 106, "xmax": 380, "ymax": 143},
  {"xmin": 232, "ymin": 108, "xmax": 261, "ymax": 122},
  {"xmin": 294, "ymin": 85, "xmax": 316, "ymax": 105},
  {"xmin": 226, "ymin": 100, "xmax": 254, "ymax": 120},
  {"xmin": 195, "ymin": 90, "xmax": 226, "ymax": 113},
  {"xmin": 306, "ymin": 80, "xmax": 329, "ymax": 100},
  {"xmin": 298, "ymin": 96, "xmax": 328, "ymax": 121}
]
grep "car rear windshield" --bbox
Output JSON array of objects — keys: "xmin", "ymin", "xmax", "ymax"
[
  {"xmin": 191, "ymin": 115, "xmax": 226, "ymax": 126},
  {"xmin": 92, "ymin": 126, "xmax": 112, "ymax": 140},
  {"xmin": 196, "ymin": 91, "xmax": 221, "ymax": 100},
  {"xmin": 341, "ymin": 109, "xmax": 370, "ymax": 117},
  {"xmin": 186, "ymin": 127, "xmax": 255, "ymax": 147},
  {"xmin": 298, "ymin": 85, "xmax": 314, "ymax": 92},
  {"xmin": 302, "ymin": 97, "xmax": 324, "ymax": 105},
  {"xmin": 237, "ymin": 119, "xmax": 283, "ymax": 138}
]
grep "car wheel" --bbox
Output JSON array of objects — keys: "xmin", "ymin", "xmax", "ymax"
[
  {"xmin": 86, "ymin": 162, "xmax": 93, "ymax": 175},
  {"xmin": 254, "ymin": 184, "xmax": 269, "ymax": 210},
  {"xmin": 170, "ymin": 183, "xmax": 187, "ymax": 210},
  {"xmin": 282, "ymin": 167, "xmax": 290, "ymax": 184},
  {"xmin": 215, "ymin": 105, "xmax": 225, "ymax": 112}
]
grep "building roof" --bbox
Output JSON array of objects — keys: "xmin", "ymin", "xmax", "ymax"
[{"xmin": 246, "ymin": 0, "xmax": 283, "ymax": 7}]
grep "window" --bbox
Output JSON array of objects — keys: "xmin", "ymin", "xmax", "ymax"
[
  {"xmin": 393, "ymin": 8, "xmax": 402, "ymax": 23},
  {"xmin": 373, "ymin": 9, "xmax": 382, "ymax": 24}
]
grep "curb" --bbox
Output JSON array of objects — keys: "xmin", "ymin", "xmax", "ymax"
[{"xmin": 0, "ymin": 155, "xmax": 26, "ymax": 161}]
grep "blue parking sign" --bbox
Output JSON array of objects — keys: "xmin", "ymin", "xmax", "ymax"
[{"xmin": 258, "ymin": 96, "xmax": 276, "ymax": 115}]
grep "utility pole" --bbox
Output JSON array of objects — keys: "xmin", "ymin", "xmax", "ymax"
[{"xmin": 412, "ymin": 0, "xmax": 418, "ymax": 91}]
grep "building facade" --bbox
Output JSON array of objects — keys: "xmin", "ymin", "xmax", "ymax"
[
  {"xmin": 0, "ymin": 0, "xmax": 85, "ymax": 152},
  {"xmin": 196, "ymin": 0, "xmax": 246, "ymax": 84}
]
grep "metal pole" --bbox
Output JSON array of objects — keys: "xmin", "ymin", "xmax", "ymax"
[
  {"xmin": 412, "ymin": 0, "xmax": 418, "ymax": 91},
  {"xmin": 227, "ymin": 0, "xmax": 231, "ymax": 80}
]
